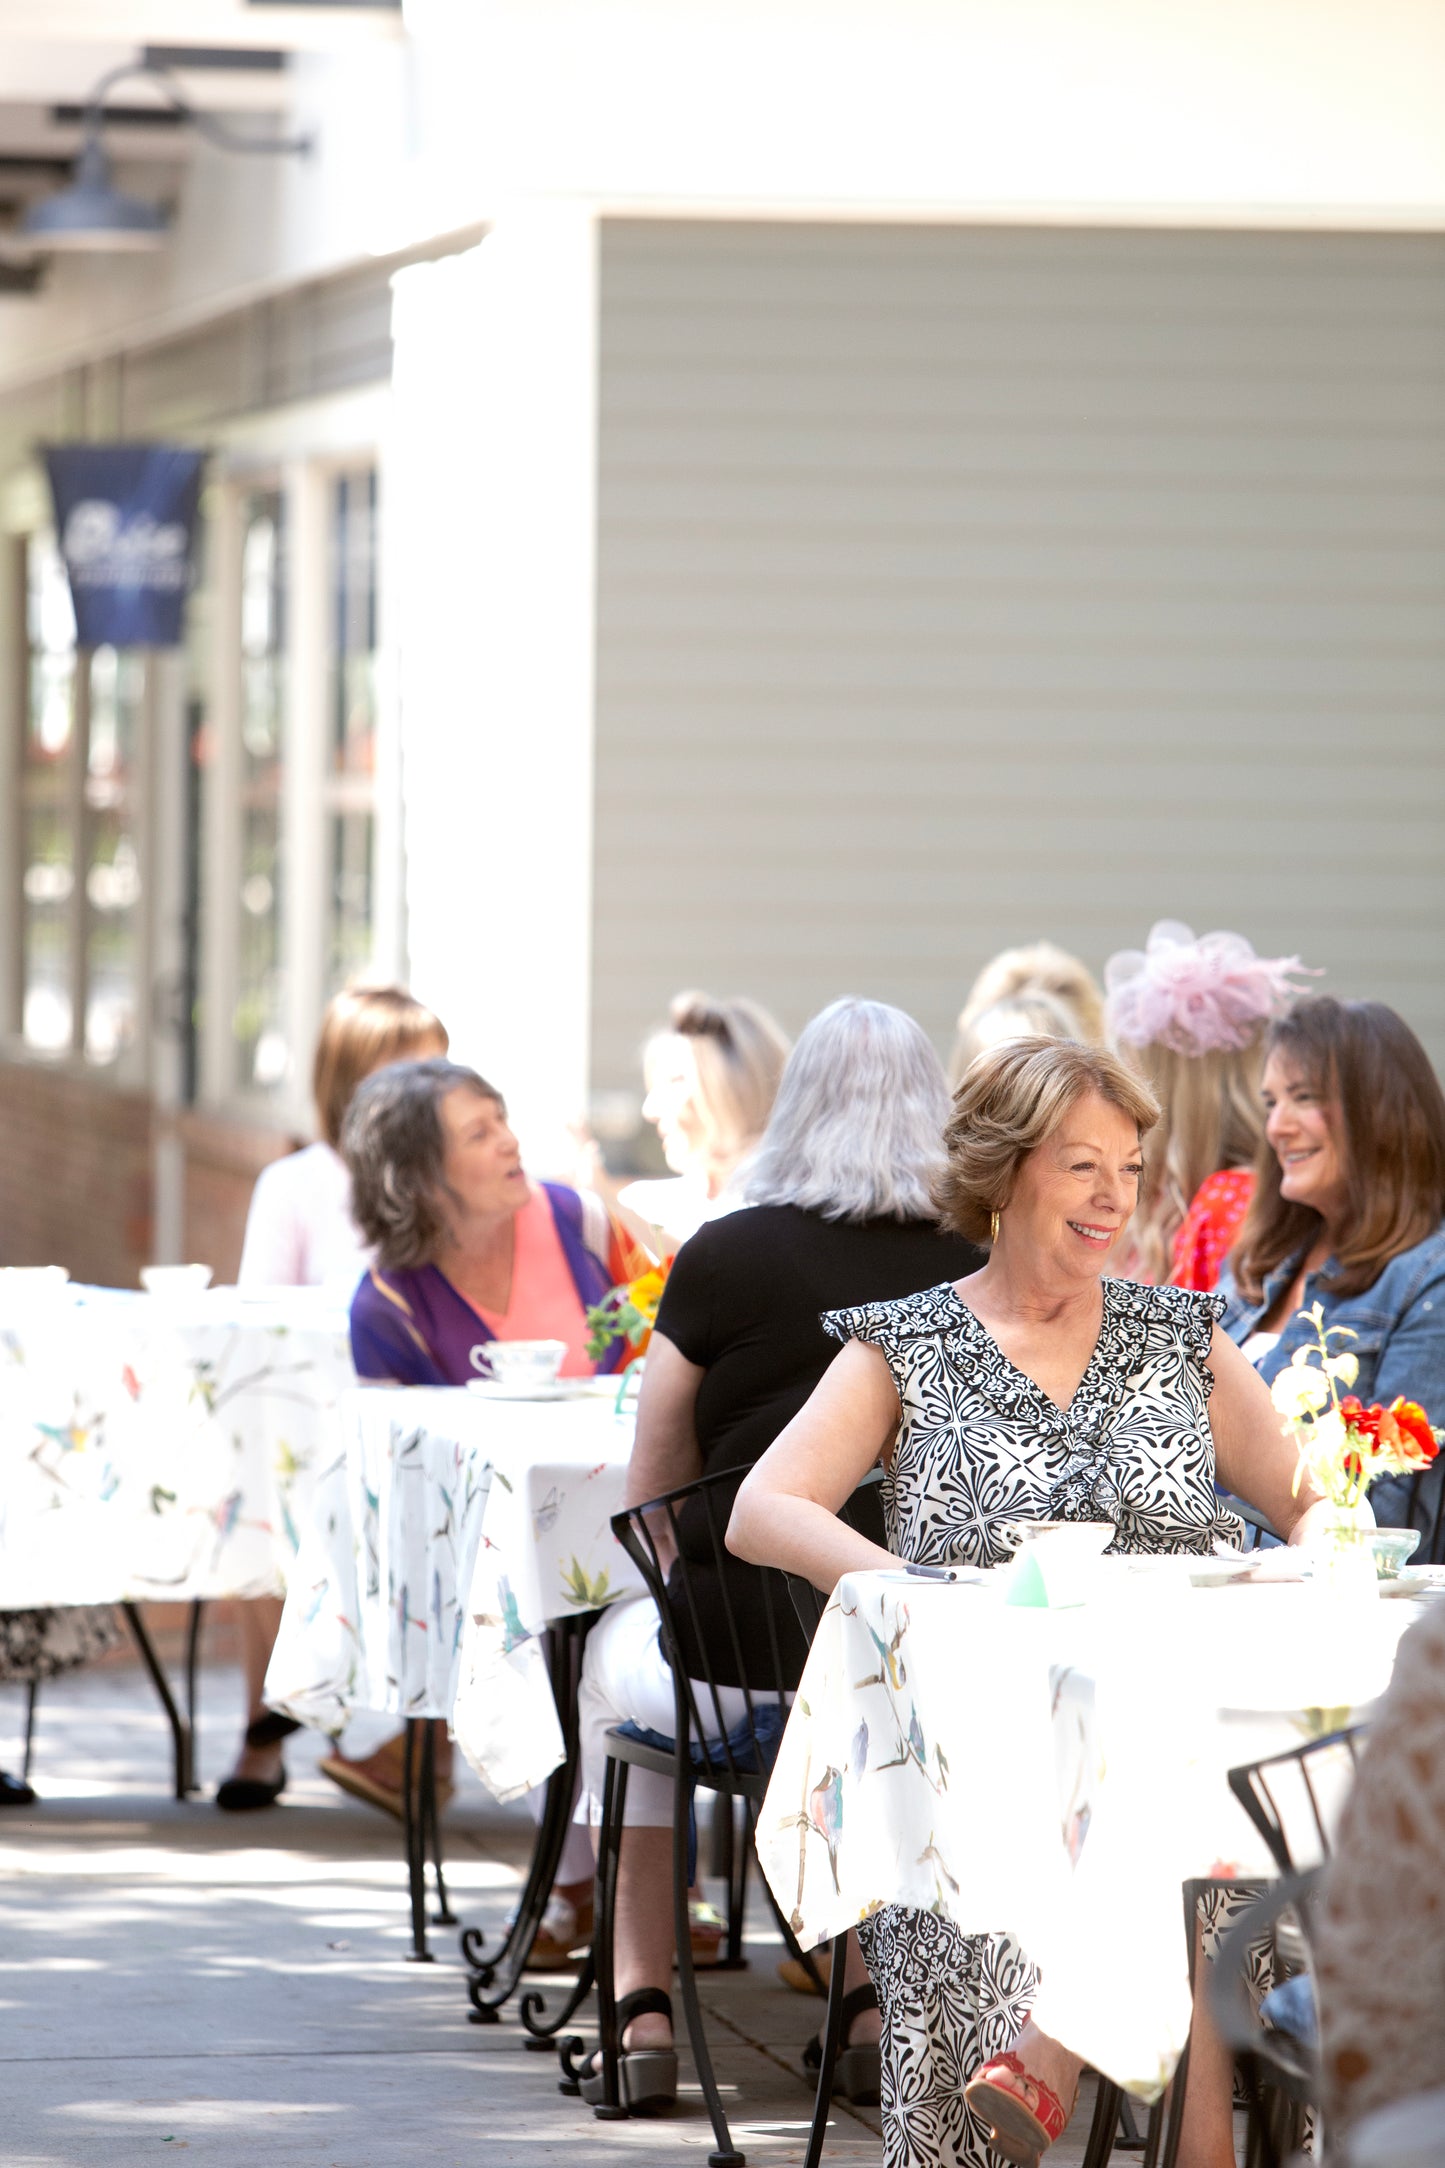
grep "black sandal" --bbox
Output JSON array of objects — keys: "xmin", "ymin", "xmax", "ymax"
[
  {"xmin": 578, "ymin": 1988, "xmax": 678, "ymax": 2116},
  {"xmin": 802, "ymin": 1982, "xmax": 882, "ymax": 2105}
]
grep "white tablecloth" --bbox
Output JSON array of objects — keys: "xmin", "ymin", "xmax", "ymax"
[
  {"xmin": 264, "ymin": 1383, "xmax": 643, "ymax": 1799},
  {"xmin": 756, "ymin": 1559, "xmax": 1423, "ymax": 2097},
  {"xmin": 0, "ymin": 1285, "xmax": 354, "ymax": 1606}
]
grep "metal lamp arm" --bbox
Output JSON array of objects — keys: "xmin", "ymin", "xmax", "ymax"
[{"xmin": 81, "ymin": 60, "xmax": 312, "ymax": 158}]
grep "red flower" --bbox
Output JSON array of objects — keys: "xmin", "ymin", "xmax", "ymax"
[
  {"xmin": 1388, "ymin": 1397, "xmax": 1439, "ymax": 1465},
  {"xmin": 1339, "ymin": 1396, "xmax": 1384, "ymax": 1443}
]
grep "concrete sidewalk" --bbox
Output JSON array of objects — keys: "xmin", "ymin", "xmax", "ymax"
[
  {"xmin": 1, "ymin": 1656, "xmax": 891, "ymax": 2168},
  {"xmin": 2, "ymin": 1659, "xmax": 1125, "ymax": 2168}
]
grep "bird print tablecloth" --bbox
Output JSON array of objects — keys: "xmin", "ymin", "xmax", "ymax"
[
  {"xmin": 265, "ymin": 1384, "xmax": 642, "ymax": 1799},
  {"xmin": 755, "ymin": 1560, "xmax": 1420, "ymax": 2096},
  {"xmin": 0, "ymin": 1284, "xmax": 353, "ymax": 1606}
]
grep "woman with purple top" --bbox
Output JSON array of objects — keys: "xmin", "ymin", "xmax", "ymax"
[
  {"xmin": 346, "ymin": 1057, "xmax": 646, "ymax": 1388},
  {"xmin": 333, "ymin": 1058, "xmax": 652, "ymax": 1837}
]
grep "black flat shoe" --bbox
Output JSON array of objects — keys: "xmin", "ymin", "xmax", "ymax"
[
  {"xmin": 215, "ymin": 1768, "xmax": 286, "ymax": 1811},
  {"xmin": 0, "ymin": 1771, "xmax": 37, "ymax": 1807}
]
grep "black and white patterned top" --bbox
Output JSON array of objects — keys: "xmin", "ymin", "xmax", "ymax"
[{"xmin": 822, "ymin": 1276, "xmax": 1242, "ymax": 1565}]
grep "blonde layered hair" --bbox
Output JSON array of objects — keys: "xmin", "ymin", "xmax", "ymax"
[
  {"xmin": 646, "ymin": 991, "xmax": 790, "ymax": 1163},
  {"xmin": 1125, "ymin": 1041, "xmax": 1265, "ymax": 1284},
  {"xmin": 937, "ymin": 1036, "xmax": 1160, "ymax": 1247}
]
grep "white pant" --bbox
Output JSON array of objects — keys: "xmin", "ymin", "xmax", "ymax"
[{"xmin": 576, "ymin": 1593, "xmax": 755, "ymax": 1829}]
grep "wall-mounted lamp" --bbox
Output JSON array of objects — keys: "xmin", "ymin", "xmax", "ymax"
[{"xmin": 21, "ymin": 59, "xmax": 311, "ymax": 252}]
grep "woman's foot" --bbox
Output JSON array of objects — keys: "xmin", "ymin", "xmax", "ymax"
[
  {"xmin": 215, "ymin": 1740, "xmax": 286, "ymax": 1811},
  {"xmin": 0, "ymin": 1771, "xmax": 37, "ymax": 1807},
  {"xmin": 319, "ymin": 1728, "xmax": 454, "ymax": 1821},
  {"xmin": 577, "ymin": 1988, "xmax": 677, "ymax": 2114},
  {"xmin": 802, "ymin": 1983, "xmax": 882, "ymax": 2104},
  {"xmin": 525, "ymin": 1878, "xmax": 596, "ymax": 1970},
  {"xmin": 964, "ymin": 2031, "xmax": 1081, "ymax": 2163}
]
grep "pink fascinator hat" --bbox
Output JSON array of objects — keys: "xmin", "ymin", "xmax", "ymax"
[{"xmin": 1104, "ymin": 920, "xmax": 1317, "ymax": 1058}]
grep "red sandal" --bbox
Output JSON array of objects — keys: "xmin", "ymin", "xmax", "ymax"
[{"xmin": 963, "ymin": 2051, "xmax": 1075, "ymax": 2162}]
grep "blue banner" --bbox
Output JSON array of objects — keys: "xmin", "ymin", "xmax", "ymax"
[{"xmin": 43, "ymin": 443, "xmax": 204, "ymax": 649}]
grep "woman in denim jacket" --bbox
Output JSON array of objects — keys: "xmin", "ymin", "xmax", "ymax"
[{"xmin": 1219, "ymin": 995, "xmax": 1445, "ymax": 1530}]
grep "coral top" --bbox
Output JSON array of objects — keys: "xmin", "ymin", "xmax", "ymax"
[
  {"xmin": 469, "ymin": 1184, "xmax": 598, "ymax": 1376},
  {"xmin": 1169, "ymin": 1167, "xmax": 1255, "ymax": 1293}
]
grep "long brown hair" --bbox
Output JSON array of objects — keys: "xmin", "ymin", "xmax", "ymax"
[{"xmin": 1231, "ymin": 998, "xmax": 1445, "ymax": 1301}]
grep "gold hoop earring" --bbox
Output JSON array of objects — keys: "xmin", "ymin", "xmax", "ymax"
[{"xmin": 989, "ymin": 1209, "xmax": 1001, "ymax": 1245}]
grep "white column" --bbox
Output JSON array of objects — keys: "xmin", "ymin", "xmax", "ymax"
[
  {"xmin": 282, "ymin": 457, "xmax": 329, "ymax": 1134},
  {"xmin": 387, "ymin": 208, "xmax": 598, "ymax": 1173}
]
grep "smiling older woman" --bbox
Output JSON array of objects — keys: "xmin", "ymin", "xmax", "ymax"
[{"xmin": 727, "ymin": 1036, "xmax": 1332, "ymax": 2168}]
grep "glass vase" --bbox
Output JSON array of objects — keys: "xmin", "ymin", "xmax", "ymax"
[{"xmin": 1315, "ymin": 1513, "xmax": 1379, "ymax": 1600}]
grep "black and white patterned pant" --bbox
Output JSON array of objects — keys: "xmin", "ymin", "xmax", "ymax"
[{"xmin": 857, "ymin": 1905, "xmax": 1040, "ymax": 2168}]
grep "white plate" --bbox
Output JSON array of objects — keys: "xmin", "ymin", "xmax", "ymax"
[
  {"xmin": 465, "ymin": 1376, "xmax": 621, "ymax": 1403},
  {"xmin": 1384, "ymin": 1566, "xmax": 1445, "ymax": 1598}
]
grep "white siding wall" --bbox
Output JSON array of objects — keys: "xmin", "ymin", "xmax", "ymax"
[{"xmin": 591, "ymin": 221, "xmax": 1445, "ymax": 1099}]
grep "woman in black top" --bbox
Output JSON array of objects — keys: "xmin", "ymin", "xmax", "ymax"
[{"xmin": 574, "ymin": 997, "xmax": 982, "ymax": 2113}]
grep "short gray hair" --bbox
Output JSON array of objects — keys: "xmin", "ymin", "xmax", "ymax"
[
  {"xmin": 343, "ymin": 1057, "xmax": 503, "ymax": 1269},
  {"xmin": 745, "ymin": 998, "xmax": 951, "ymax": 1222}
]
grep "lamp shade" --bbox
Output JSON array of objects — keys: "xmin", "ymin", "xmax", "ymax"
[{"xmin": 20, "ymin": 142, "xmax": 168, "ymax": 251}]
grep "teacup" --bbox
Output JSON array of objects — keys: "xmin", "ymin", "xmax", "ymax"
[
  {"xmin": 470, "ymin": 1338, "xmax": 567, "ymax": 1389},
  {"xmin": 141, "ymin": 1264, "xmax": 214, "ymax": 1297},
  {"xmin": 1368, "ymin": 1527, "xmax": 1421, "ymax": 1582},
  {"xmin": 0, "ymin": 1265, "xmax": 71, "ymax": 1298},
  {"xmin": 1004, "ymin": 1519, "xmax": 1115, "ymax": 1608}
]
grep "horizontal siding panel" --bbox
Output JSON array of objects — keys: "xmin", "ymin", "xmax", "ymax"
[{"xmin": 592, "ymin": 220, "xmax": 1445, "ymax": 1101}]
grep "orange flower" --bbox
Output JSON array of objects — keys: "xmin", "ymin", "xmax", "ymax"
[{"xmin": 1388, "ymin": 1397, "xmax": 1439, "ymax": 1464}]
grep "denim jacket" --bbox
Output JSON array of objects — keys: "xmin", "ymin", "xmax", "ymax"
[{"xmin": 1218, "ymin": 1220, "xmax": 1445, "ymax": 1526}]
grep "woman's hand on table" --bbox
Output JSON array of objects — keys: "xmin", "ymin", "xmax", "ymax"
[{"xmin": 727, "ymin": 1340, "xmax": 900, "ymax": 1592}]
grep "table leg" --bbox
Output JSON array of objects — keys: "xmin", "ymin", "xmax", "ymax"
[
  {"xmin": 185, "ymin": 1601, "xmax": 205, "ymax": 1769},
  {"xmin": 402, "ymin": 1718, "xmax": 434, "ymax": 1962},
  {"xmin": 461, "ymin": 1616, "xmax": 587, "ymax": 2024},
  {"xmin": 425, "ymin": 1719, "xmax": 457, "ymax": 1927},
  {"xmin": 121, "ymin": 1603, "xmax": 196, "ymax": 1800}
]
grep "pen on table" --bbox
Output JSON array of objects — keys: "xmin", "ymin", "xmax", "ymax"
[{"xmin": 904, "ymin": 1562, "xmax": 957, "ymax": 1582}]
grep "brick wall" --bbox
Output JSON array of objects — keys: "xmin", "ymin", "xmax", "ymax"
[
  {"xmin": 0, "ymin": 1061, "xmax": 153, "ymax": 1286},
  {"xmin": 0, "ymin": 1061, "xmax": 298, "ymax": 1288},
  {"xmin": 173, "ymin": 1110, "xmax": 299, "ymax": 1285}
]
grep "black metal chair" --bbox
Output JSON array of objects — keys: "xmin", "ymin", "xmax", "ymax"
[
  {"xmin": 1228, "ymin": 1727, "xmax": 1365, "ymax": 1875},
  {"xmin": 1158, "ymin": 1729, "xmax": 1365, "ymax": 2168},
  {"xmin": 1400, "ymin": 1463, "xmax": 1445, "ymax": 1565},
  {"xmin": 559, "ymin": 1463, "xmax": 809, "ymax": 2167},
  {"xmin": 1207, "ymin": 1872, "xmax": 1322, "ymax": 2168}
]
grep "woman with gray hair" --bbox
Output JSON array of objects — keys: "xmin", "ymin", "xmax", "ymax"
[{"xmin": 571, "ymin": 998, "xmax": 983, "ymax": 2116}]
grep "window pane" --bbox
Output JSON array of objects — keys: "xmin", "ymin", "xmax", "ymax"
[
  {"xmin": 331, "ymin": 471, "xmax": 377, "ymax": 779},
  {"xmin": 326, "ymin": 810, "xmax": 374, "ymax": 995},
  {"xmin": 21, "ymin": 803, "xmax": 73, "ymax": 1052},
  {"xmin": 83, "ymin": 648, "xmax": 145, "ymax": 1066},
  {"xmin": 21, "ymin": 533, "xmax": 77, "ymax": 1053},
  {"xmin": 235, "ymin": 492, "xmax": 288, "ymax": 1093},
  {"xmin": 24, "ymin": 531, "xmax": 76, "ymax": 768}
]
